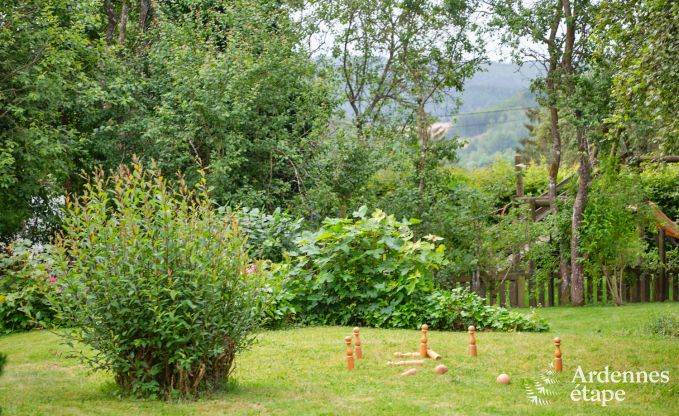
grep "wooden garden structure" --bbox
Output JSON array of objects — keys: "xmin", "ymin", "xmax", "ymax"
[{"xmin": 461, "ymin": 154, "xmax": 679, "ymax": 307}]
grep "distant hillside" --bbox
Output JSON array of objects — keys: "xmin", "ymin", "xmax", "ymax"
[
  {"xmin": 431, "ymin": 62, "xmax": 540, "ymax": 115},
  {"xmin": 335, "ymin": 61, "xmax": 542, "ymax": 168},
  {"xmin": 432, "ymin": 62, "xmax": 542, "ymax": 168}
]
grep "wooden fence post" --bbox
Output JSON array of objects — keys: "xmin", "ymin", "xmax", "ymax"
[
  {"xmin": 548, "ymin": 275, "xmax": 555, "ymax": 307},
  {"xmin": 657, "ymin": 229, "xmax": 667, "ymax": 301},
  {"xmin": 517, "ymin": 274, "xmax": 526, "ymax": 307}
]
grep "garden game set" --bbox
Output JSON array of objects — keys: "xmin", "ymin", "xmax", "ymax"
[{"xmin": 344, "ymin": 325, "xmax": 564, "ymax": 382}]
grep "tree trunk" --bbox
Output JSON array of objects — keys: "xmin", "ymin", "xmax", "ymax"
[
  {"xmin": 558, "ymin": 253, "xmax": 571, "ymax": 304},
  {"xmin": 105, "ymin": 0, "xmax": 118, "ymax": 44},
  {"xmin": 139, "ymin": 0, "xmax": 151, "ymax": 32},
  {"xmin": 118, "ymin": 0, "xmax": 131, "ymax": 44},
  {"xmin": 417, "ymin": 102, "xmax": 429, "ymax": 197},
  {"xmin": 545, "ymin": 7, "xmax": 570, "ymax": 304},
  {"xmin": 570, "ymin": 126, "xmax": 590, "ymax": 306}
]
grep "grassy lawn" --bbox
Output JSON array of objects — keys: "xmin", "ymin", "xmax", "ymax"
[{"xmin": 1, "ymin": 303, "xmax": 678, "ymax": 415}]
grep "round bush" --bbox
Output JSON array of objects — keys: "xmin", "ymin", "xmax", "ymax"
[
  {"xmin": 282, "ymin": 207, "xmax": 447, "ymax": 327},
  {"xmin": 50, "ymin": 162, "xmax": 263, "ymax": 398}
]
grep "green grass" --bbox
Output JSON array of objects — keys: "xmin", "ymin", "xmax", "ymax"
[{"xmin": 1, "ymin": 304, "xmax": 678, "ymax": 415}]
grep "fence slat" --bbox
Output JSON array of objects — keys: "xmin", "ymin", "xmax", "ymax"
[
  {"xmin": 597, "ymin": 279, "xmax": 603, "ymax": 303},
  {"xmin": 538, "ymin": 283, "xmax": 545, "ymax": 306},
  {"xmin": 510, "ymin": 280, "xmax": 518, "ymax": 307},
  {"xmin": 548, "ymin": 276, "xmax": 555, "ymax": 307}
]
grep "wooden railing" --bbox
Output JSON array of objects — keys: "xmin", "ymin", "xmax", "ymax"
[{"xmin": 454, "ymin": 270, "xmax": 678, "ymax": 308}]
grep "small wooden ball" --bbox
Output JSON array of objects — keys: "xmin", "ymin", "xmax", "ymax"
[
  {"xmin": 434, "ymin": 364, "xmax": 448, "ymax": 375},
  {"xmin": 496, "ymin": 373, "xmax": 510, "ymax": 385}
]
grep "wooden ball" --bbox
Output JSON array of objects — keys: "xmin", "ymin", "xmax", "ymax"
[
  {"xmin": 496, "ymin": 373, "xmax": 510, "ymax": 385},
  {"xmin": 434, "ymin": 364, "xmax": 448, "ymax": 375}
]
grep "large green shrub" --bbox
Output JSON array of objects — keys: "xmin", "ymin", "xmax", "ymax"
[
  {"xmin": 0, "ymin": 239, "xmax": 57, "ymax": 333},
  {"xmin": 235, "ymin": 207, "xmax": 303, "ymax": 262},
  {"xmin": 426, "ymin": 288, "xmax": 549, "ymax": 332},
  {"xmin": 282, "ymin": 207, "xmax": 447, "ymax": 327},
  {"xmin": 50, "ymin": 162, "xmax": 263, "ymax": 399},
  {"xmin": 278, "ymin": 207, "xmax": 549, "ymax": 331}
]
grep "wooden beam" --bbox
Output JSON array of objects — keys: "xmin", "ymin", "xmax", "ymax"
[{"xmin": 641, "ymin": 155, "xmax": 679, "ymax": 163}]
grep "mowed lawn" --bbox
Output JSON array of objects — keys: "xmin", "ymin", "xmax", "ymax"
[{"xmin": 1, "ymin": 304, "xmax": 678, "ymax": 415}]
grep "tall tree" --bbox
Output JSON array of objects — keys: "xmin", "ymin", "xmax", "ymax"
[
  {"xmin": 312, "ymin": 0, "xmax": 483, "ymax": 207},
  {"xmin": 491, "ymin": 0, "xmax": 599, "ymax": 304},
  {"xmin": 0, "ymin": 0, "xmax": 104, "ymax": 240},
  {"xmin": 595, "ymin": 0, "xmax": 679, "ymax": 155}
]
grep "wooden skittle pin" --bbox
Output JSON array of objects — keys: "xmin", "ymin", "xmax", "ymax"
[
  {"xmin": 420, "ymin": 324, "xmax": 429, "ymax": 358},
  {"xmin": 427, "ymin": 349, "xmax": 442, "ymax": 360},
  {"xmin": 468, "ymin": 325, "xmax": 477, "ymax": 357},
  {"xmin": 553, "ymin": 337, "xmax": 562, "ymax": 372},
  {"xmin": 353, "ymin": 327, "xmax": 362, "ymax": 359},
  {"xmin": 386, "ymin": 360, "xmax": 425, "ymax": 366},
  {"xmin": 393, "ymin": 352, "xmax": 420, "ymax": 358},
  {"xmin": 345, "ymin": 336, "xmax": 354, "ymax": 371}
]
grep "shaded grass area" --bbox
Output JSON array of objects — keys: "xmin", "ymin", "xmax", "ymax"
[{"xmin": 1, "ymin": 303, "xmax": 678, "ymax": 415}]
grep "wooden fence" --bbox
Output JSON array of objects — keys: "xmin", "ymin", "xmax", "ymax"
[{"xmin": 455, "ymin": 270, "xmax": 679, "ymax": 308}]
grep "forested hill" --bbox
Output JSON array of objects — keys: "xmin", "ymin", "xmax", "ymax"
[{"xmin": 434, "ymin": 62, "xmax": 541, "ymax": 168}]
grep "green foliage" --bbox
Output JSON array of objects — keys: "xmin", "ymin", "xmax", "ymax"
[
  {"xmin": 50, "ymin": 162, "xmax": 263, "ymax": 399},
  {"xmin": 0, "ymin": 0, "xmax": 105, "ymax": 240},
  {"xmin": 235, "ymin": 207, "xmax": 303, "ymax": 263},
  {"xmin": 649, "ymin": 314, "xmax": 679, "ymax": 338},
  {"xmin": 426, "ymin": 288, "xmax": 549, "ymax": 332},
  {"xmin": 314, "ymin": 0, "xmax": 484, "ymax": 131},
  {"xmin": 90, "ymin": 0, "xmax": 334, "ymax": 211},
  {"xmin": 596, "ymin": 0, "xmax": 679, "ymax": 153},
  {"xmin": 282, "ymin": 207, "xmax": 447, "ymax": 327},
  {"xmin": 278, "ymin": 207, "xmax": 548, "ymax": 331},
  {"xmin": 580, "ymin": 161, "xmax": 654, "ymax": 304},
  {"xmin": 0, "ymin": 239, "xmax": 58, "ymax": 334},
  {"xmin": 640, "ymin": 163, "xmax": 679, "ymax": 220}
]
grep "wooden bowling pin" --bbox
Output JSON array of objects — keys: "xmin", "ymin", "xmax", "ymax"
[
  {"xmin": 345, "ymin": 336, "xmax": 354, "ymax": 371},
  {"xmin": 386, "ymin": 360, "xmax": 425, "ymax": 366},
  {"xmin": 427, "ymin": 349, "xmax": 442, "ymax": 360},
  {"xmin": 400, "ymin": 368, "xmax": 417, "ymax": 376},
  {"xmin": 468, "ymin": 325, "xmax": 477, "ymax": 357},
  {"xmin": 553, "ymin": 337, "xmax": 562, "ymax": 372},
  {"xmin": 420, "ymin": 324, "xmax": 429, "ymax": 358},
  {"xmin": 353, "ymin": 327, "xmax": 363, "ymax": 359},
  {"xmin": 394, "ymin": 352, "xmax": 420, "ymax": 358}
]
